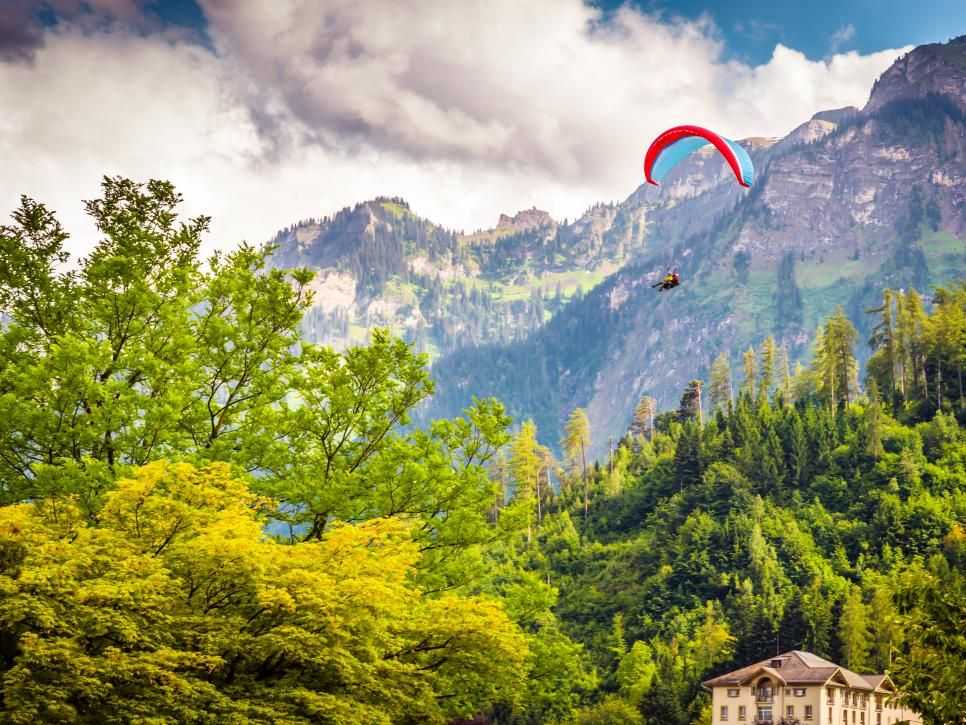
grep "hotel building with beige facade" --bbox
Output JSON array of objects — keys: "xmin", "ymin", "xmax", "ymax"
[{"xmin": 702, "ymin": 651, "xmax": 922, "ymax": 725}]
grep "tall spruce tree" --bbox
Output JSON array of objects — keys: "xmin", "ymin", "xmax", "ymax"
[
  {"xmin": 759, "ymin": 336, "xmax": 777, "ymax": 401},
  {"xmin": 741, "ymin": 347, "xmax": 757, "ymax": 398},
  {"xmin": 563, "ymin": 408, "xmax": 592, "ymax": 522},
  {"xmin": 709, "ymin": 353, "xmax": 733, "ymax": 412},
  {"xmin": 838, "ymin": 585, "xmax": 871, "ymax": 671},
  {"xmin": 678, "ymin": 380, "xmax": 703, "ymax": 425}
]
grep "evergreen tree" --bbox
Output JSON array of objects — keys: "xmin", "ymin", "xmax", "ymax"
[
  {"xmin": 674, "ymin": 421, "xmax": 704, "ymax": 492},
  {"xmin": 814, "ymin": 307, "xmax": 859, "ymax": 408},
  {"xmin": 801, "ymin": 577, "xmax": 834, "ymax": 658},
  {"xmin": 630, "ymin": 395, "xmax": 657, "ymax": 440},
  {"xmin": 741, "ymin": 347, "xmax": 757, "ymax": 398},
  {"xmin": 868, "ymin": 583, "xmax": 899, "ymax": 672},
  {"xmin": 679, "ymin": 380, "xmax": 703, "ymax": 424},
  {"xmin": 563, "ymin": 408, "xmax": 592, "ymax": 522},
  {"xmin": 838, "ymin": 585, "xmax": 871, "ymax": 671},
  {"xmin": 864, "ymin": 380, "xmax": 886, "ymax": 460},
  {"xmin": 709, "ymin": 353, "xmax": 733, "ymax": 412},
  {"xmin": 510, "ymin": 420, "xmax": 541, "ymax": 539},
  {"xmin": 779, "ymin": 343, "xmax": 793, "ymax": 404},
  {"xmin": 759, "ymin": 336, "xmax": 777, "ymax": 401}
]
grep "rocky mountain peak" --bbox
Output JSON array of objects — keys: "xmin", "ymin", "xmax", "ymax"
[
  {"xmin": 810, "ymin": 106, "xmax": 859, "ymax": 124},
  {"xmin": 865, "ymin": 36, "xmax": 966, "ymax": 114},
  {"xmin": 496, "ymin": 207, "xmax": 555, "ymax": 231}
]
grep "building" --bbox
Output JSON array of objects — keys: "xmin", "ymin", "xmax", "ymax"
[{"xmin": 702, "ymin": 651, "xmax": 922, "ymax": 725}]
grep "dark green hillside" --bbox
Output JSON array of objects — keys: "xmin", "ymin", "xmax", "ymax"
[{"xmin": 505, "ymin": 286, "xmax": 965, "ymax": 723}]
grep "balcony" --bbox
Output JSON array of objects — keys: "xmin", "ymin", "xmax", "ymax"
[{"xmin": 756, "ymin": 693, "xmax": 774, "ymax": 703}]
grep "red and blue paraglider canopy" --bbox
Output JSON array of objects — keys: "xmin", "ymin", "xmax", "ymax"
[{"xmin": 643, "ymin": 125, "xmax": 754, "ymax": 188}]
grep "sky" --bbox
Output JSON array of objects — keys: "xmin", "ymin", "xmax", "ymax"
[{"xmin": 0, "ymin": 0, "xmax": 962, "ymax": 257}]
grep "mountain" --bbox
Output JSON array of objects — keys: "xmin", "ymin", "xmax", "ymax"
[
  {"xmin": 267, "ymin": 36, "xmax": 966, "ymax": 456},
  {"xmin": 266, "ymin": 197, "xmax": 644, "ymax": 358}
]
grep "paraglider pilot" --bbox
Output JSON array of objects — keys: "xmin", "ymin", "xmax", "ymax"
[{"xmin": 653, "ymin": 270, "xmax": 680, "ymax": 291}]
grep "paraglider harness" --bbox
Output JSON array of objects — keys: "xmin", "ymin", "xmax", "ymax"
[{"xmin": 653, "ymin": 270, "xmax": 680, "ymax": 291}]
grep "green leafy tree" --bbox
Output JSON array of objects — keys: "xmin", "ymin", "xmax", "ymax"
[
  {"xmin": 576, "ymin": 696, "xmax": 644, "ymax": 725},
  {"xmin": 0, "ymin": 461, "xmax": 529, "ymax": 723},
  {"xmin": 892, "ymin": 559, "xmax": 966, "ymax": 724}
]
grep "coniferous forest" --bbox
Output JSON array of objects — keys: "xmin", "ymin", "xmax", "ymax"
[{"xmin": 0, "ymin": 179, "xmax": 963, "ymax": 724}]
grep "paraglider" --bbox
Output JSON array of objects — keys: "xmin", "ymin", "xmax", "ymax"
[
  {"xmin": 652, "ymin": 269, "xmax": 680, "ymax": 291},
  {"xmin": 643, "ymin": 125, "xmax": 755, "ymax": 189},
  {"xmin": 643, "ymin": 126, "xmax": 754, "ymax": 293}
]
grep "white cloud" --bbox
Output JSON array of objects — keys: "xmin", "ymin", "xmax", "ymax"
[
  {"xmin": 830, "ymin": 23, "xmax": 857, "ymax": 53},
  {"xmin": 0, "ymin": 2, "xmax": 911, "ymax": 259}
]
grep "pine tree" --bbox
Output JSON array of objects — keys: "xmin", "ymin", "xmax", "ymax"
[
  {"xmin": 864, "ymin": 379, "xmax": 886, "ymax": 460},
  {"xmin": 759, "ymin": 336, "xmax": 777, "ymax": 400},
  {"xmin": 678, "ymin": 380, "xmax": 703, "ymax": 424},
  {"xmin": 814, "ymin": 307, "xmax": 858, "ymax": 408},
  {"xmin": 801, "ymin": 577, "xmax": 834, "ymax": 658},
  {"xmin": 741, "ymin": 347, "xmax": 757, "ymax": 398},
  {"xmin": 779, "ymin": 343, "xmax": 793, "ymax": 404},
  {"xmin": 868, "ymin": 584, "xmax": 899, "ymax": 672},
  {"xmin": 838, "ymin": 585, "xmax": 871, "ymax": 671},
  {"xmin": 709, "ymin": 353, "xmax": 733, "ymax": 411},
  {"xmin": 563, "ymin": 408, "xmax": 592, "ymax": 522},
  {"xmin": 510, "ymin": 420, "xmax": 541, "ymax": 540},
  {"xmin": 674, "ymin": 420, "xmax": 703, "ymax": 492},
  {"xmin": 629, "ymin": 395, "xmax": 656, "ymax": 440}
]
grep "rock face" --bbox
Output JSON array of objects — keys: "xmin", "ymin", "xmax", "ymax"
[
  {"xmin": 866, "ymin": 36, "xmax": 966, "ymax": 114},
  {"xmin": 496, "ymin": 207, "xmax": 554, "ymax": 231},
  {"xmin": 267, "ymin": 36, "xmax": 966, "ymax": 455}
]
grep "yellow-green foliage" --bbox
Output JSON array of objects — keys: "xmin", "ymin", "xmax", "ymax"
[{"xmin": 0, "ymin": 461, "xmax": 528, "ymax": 724}]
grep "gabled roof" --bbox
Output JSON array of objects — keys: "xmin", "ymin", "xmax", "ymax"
[
  {"xmin": 862, "ymin": 674, "xmax": 897, "ymax": 692},
  {"xmin": 702, "ymin": 650, "xmax": 885, "ymax": 691}
]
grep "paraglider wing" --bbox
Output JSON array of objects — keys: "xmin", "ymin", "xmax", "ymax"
[{"xmin": 643, "ymin": 125, "xmax": 754, "ymax": 188}]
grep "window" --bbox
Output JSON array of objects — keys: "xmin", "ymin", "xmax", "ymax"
[
  {"xmin": 728, "ymin": 689, "xmax": 740, "ymax": 698},
  {"xmin": 785, "ymin": 688, "xmax": 791, "ymax": 696},
  {"xmin": 805, "ymin": 705, "xmax": 813, "ymax": 720},
  {"xmin": 861, "ymin": 713, "xmax": 866, "ymax": 724},
  {"xmin": 853, "ymin": 711, "xmax": 856, "ymax": 723},
  {"xmin": 721, "ymin": 705, "xmax": 729, "ymax": 721},
  {"xmin": 794, "ymin": 688, "xmax": 807, "ymax": 697},
  {"xmin": 787, "ymin": 705, "xmax": 795, "ymax": 718},
  {"xmin": 739, "ymin": 705, "xmax": 746, "ymax": 721},
  {"xmin": 876, "ymin": 715, "xmax": 881, "ymax": 725},
  {"xmin": 828, "ymin": 688, "xmax": 836, "ymax": 704},
  {"xmin": 843, "ymin": 709, "xmax": 848, "ymax": 723}
]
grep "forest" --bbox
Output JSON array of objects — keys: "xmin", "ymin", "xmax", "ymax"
[{"xmin": 0, "ymin": 178, "xmax": 962, "ymax": 724}]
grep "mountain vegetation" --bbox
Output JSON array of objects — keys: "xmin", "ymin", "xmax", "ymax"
[{"xmin": 0, "ymin": 178, "xmax": 962, "ymax": 724}]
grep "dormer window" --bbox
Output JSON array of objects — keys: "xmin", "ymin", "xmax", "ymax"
[{"xmin": 770, "ymin": 658, "xmax": 782, "ymax": 668}]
